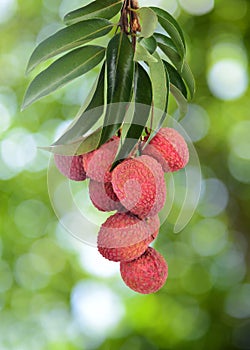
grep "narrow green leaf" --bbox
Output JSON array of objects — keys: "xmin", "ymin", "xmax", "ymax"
[
  {"xmin": 170, "ymin": 84, "xmax": 188, "ymax": 118},
  {"xmin": 140, "ymin": 36, "xmax": 157, "ymax": 54},
  {"xmin": 64, "ymin": 0, "xmax": 122, "ymax": 25},
  {"xmin": 163, "ymin": 60, "xmax": 187, "ymax": 98},
  {"xmin": 40, "ymin": 128, "xmax": 102, "ymax": 156},
  {"xmin": 53, "ymin": 62, "xmax": 106, "ymax": 146},
  {"xmin": 114, "ymin": 63, "xmax": 152, "ymax": 163},
  {"xmin": 154, "ymin": 33, "xmax": 182, "ymax": 70},
  {"xmin": 137, "ymin": 7, "xmax": 158, "ymax": 38},
  {"xmin": 134, "ymin": 43, "xmax": 158, "ymax": 63},
  {"xmin": 27, "ymin": 19, "xmax": 113, "ymax": 73},
  {"xmin": 182, "ymin": 61, "xmax": 196, "ymax": 99},
  {"xmin": 149, "ymin": 52, "xmax": 168, "ymax": 116},
  {"xmin": 22, "ymin": 45, "xmax": 105, "ymax": 109},
  {"xmin": 144, "ymin": 53, "xmax": 169, "ymax": 144},
  {"xmin": 98, "ymin": 33, "xmax": 134, "ymax": 147},
  {"xmin": 150, "ymin": 6, "xmax": 186, "ymax": 58}
]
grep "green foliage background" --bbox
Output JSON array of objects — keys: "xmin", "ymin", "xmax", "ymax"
[{"xmin": 0, "ymin": 1, "xmax": 250, "ymax": 349}]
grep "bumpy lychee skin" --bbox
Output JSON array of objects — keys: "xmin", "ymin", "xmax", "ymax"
[
  {"xmin": 89, "ymin": 179, "xmax": 123, "ymax": 212},
  {"xmin": 83, "ymin": 136, "xmax": 119, "ymax": 182},
  {"xmin": 120, "ymin": 247, "xmax": 168, "ymax": 294},
  {"xmin": 111, "ymin": 155, "xmax": 166, "ymax": 219},
  {"xmin": 142, "ymin": 128, "xmax": 189, "ymax": 172},
  {"xmin": 54, "ymin": 154, "xmax": 86, "ymax": 181},
  {"xmin": 97, "ymin": 213, "xmax": 160, "ymax": 262}
]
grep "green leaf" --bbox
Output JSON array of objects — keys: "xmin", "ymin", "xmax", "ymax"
[
  {"xmin": 154, "ymin": 33, "xmax": 182, "ymax": 70},
  {"xmin": 182, "ymin": 61, "xmax": 196, "ymax": 99},
  {"xmin": 98, "ymin": 33, "xmax": 134, "ymax": 147},
  {"xmin": 145, "ymin": 53, "xmax": 169, "ymax": 144},
  {"xmin": 64, "ymin": 0, "xmax": 122, "ymax": 25},
  {"xmin": 53, "ymin": 62, "xmax": 106, "ymax": 146},
  {"xmin": 140, "ymin": 36, "xmax": 157, "ymax": 54},
  {"xmin": 163, "ymin": 60, "xmax": 187, "ymax": 98},
  {"xmin": 134, "ymin": 43, "xmax": 158, "ymax": 63},
  {"xmin": 155, "ymin": 33, "xmax": 195, "ymax": 98},
  {"xmin": 26, "ymin": 19, "xmax": 113, "ymax": 73},
  {"xmin": 137, "ymin": 7, "xmax": 158, "ymax": 38},
  {"xmin": 150, "ymin": 6, "xmax": 186, "ymax": 58},
  {"xmin": 149, "ymin": 52, "xmax": 168, "ymax": 116},
  {"xmin": 114, "ymin": 63, "xmax": 152, "ymax": 163},
  {"xmin": 170, "ymin": 84, "xmax": 188, "ymax": 118},
  {"xmin": 22, "ymin": 45, "xmax": 105, "ymax": 109},
  {"xmin": 40, "ymin": 127, "xmax": 102, "ymax": 156}
]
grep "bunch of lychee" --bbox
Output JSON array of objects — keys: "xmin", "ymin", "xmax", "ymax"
[{"xmin": 54, "ymin": 128, "xmax": 189, "ymax": 294}]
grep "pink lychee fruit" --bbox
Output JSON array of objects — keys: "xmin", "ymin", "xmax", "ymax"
[
  {"xmin": 142, "ymin": 127, "xmax": 189, "ymax": 172},
  {"xmin": 54, "ymin": 154, "xmax": 86, "ymax": 181},
  {"xmin": 120, "ymin": 246, "xmax": 168, "ymax": 294},
  {"xmin": 83, "ymin": 136, "xmax": 119, "ymax": 182},
  {"xmin": 89, "ymin": 179, "xmax": 124, "ymax": 212},
  {"xmin": 97, "ymin": 212, "xmax": 160, "ymax": 262},
  {"xmin": 111, "ymin": 155, "xmax": 166, "ymax": 219}
]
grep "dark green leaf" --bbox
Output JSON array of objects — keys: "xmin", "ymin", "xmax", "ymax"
[
  {"xmin": 64, "ymin": 0, "xmax": 122, "ymax": 25},
  {"xmin": 154, "ymin": 32, "xmax": 182, "ymax": 70},
  {"xmin": 114, "ymin": 63, "xmax": 152, "ymax": 163},
  {"xmin": 40, "ymin": 128, "xmax": 102, "ymax": 156},
  {"xmin": 163, "ymin": 60, "xmax": 187, "ymax": 98},
  {"xmin": 182, "ymin": 61, "xmax": 196, "ymax": 99},
  {"xmin": 137, "ymin": 7, "xmax": 158, "ymax": 38},
  {"xmin": 140, "ymin": 36, "xmax": 157, "ymax": 54},
  {"xmin": 22, "ymin": 45, "xmax": 105, "ymax": 109},
  {"xmin": 150, "ymin": 7, "xmax": 186, "ymax": 58},
  {"xmin": 98, "ymin": 33, "xmax": 134, "ymax": 146},
  {"xmin": 53, "ymin": 62, "xmax": 106, "ymax": 146},
  {"xmin": 26, "ymin": 19, "xmax": 113, "ymax": 73}
]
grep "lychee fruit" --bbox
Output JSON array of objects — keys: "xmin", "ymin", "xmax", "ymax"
[
  {"xmin": 97, "ymin": 212, "xmax": 160, "ymax": 262},
  {"xmin": 120, "ymin": 246, "xmax": 168, "ymax": 294},
  {"xmin": 83, "ymin": 136, "xmax": 119, "ymax": 182},
  {"xmin": 89, "ymin": 179, "xmax": 123, "ymax": 212},
  {"xmin": 142, "ymin": 127, "xmax": 189, "ymax": 172},
  {"xmin": 54, "ymin": 154, "xmax": 86, "ymax": 181},
  {"xmin": 111, "ymin": 155, "xmax": 166, "ymax": 219}
]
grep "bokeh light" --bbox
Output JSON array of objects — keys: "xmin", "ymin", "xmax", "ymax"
[
  {"xmin": 0, "ymin": 0, "xmax": 17, "ymax": 23},
  {"xmin": 14, "ymin": 199, "xmax": 51, "ymax": 238},
  {"xmin": 179, "ymin": 0, "xmax": 214, "ymax": 15},
  {"xmin": 180, "ymin": 104, "xmax": 210, "ymax": 142},
  {"xmin": 225, "ymin": 284, "xmax": 250, "ymax": 319},
  {"xmin": 71, "ymin": 281, "xmax": 125, "ymax": 336},
  {"xmin": 229, "ymin": 120, "xmax": 250, "ymax": 160},
  {"xmin": 198, "ymin": 178, "xmax": 229, "ymax": 217},
  {"xmin": 207, "ymin": 59, "xmax": 248, "ymax": 100},
  {"xmin": 191, "ymin": 218, "xmax": 228, "ymax": 256},
  {"xmin": 228, "ymin": 152, "xmax": 250, "ymax": 184}
]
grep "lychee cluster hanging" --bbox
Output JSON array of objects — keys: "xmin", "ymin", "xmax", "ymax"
[
  {"xmin": 23, "ymin": 0, "xmax": 195, "ymax": 294},
  {"xmin": 54, "ymin": 127, "xmax": 189, "ymax": 293}
]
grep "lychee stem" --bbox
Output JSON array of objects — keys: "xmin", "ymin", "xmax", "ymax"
[{"xmin": 120, "ymin": 0, "xmax": 141, "ymax": 51}]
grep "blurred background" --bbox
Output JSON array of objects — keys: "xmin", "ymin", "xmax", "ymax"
[{"xmin": 0, "ymin": 0, "xmax": 250, "ymax": 349}]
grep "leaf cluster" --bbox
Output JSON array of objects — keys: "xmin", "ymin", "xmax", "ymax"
[{"xmin": 22, "ymin": 0, "xmax": 195, "ymax": 159}]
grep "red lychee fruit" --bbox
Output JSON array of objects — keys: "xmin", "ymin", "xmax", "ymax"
[
  {"xmin": 111, "ymin": 155, "xmax": 166, "ymax": 219},
  {"xmin": 89, "ymin": 179, "xmax": 123, "ymax": 212},
  {"xmin": 83, "ymin": 136, "xmax": 119, "ymax": 182},
  {"xmin": 120, "ymin": 246, "xmax": 168, "ymax": 294},
  {"xmin": 97, "ymin": 213, "xmax": 160, "ymax": 262},
  {"xmin": 54, "ymin": 154, "xmax": 86, "ymax": 181},
  {"xmin": 142, "ymin": 127, "xmax": 189, "ymax": 172}
]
